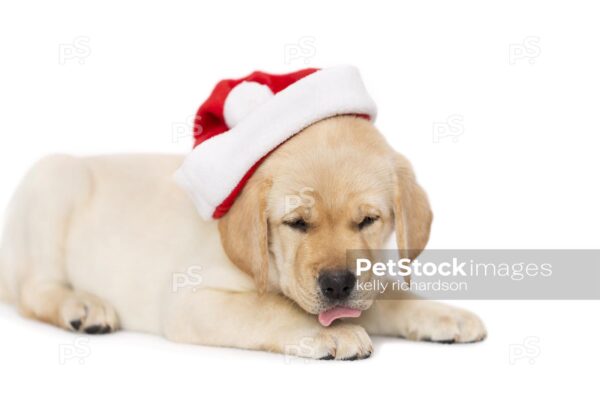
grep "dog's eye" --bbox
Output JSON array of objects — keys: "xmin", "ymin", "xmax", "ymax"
[
  {"xmin": 284, "ymin": 218, "xmax": 309, "ymax": 233},
  {"xmin": 358, "ymin": 216, "xmax": 379, "ymax": 230}
]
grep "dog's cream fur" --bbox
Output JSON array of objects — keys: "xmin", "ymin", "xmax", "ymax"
[{"xmin": 0, "ymin": 116, "xmax": 485, "ymax": 360}]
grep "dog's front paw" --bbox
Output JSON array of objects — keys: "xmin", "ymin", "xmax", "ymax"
[
  {"xmin": 405, "ymin": 303, "xmax": 487, "ymax": 344},
  {"xmin": 285, "ymin": 324, "xmax": 373, "ymax": 360},
  {"xmin": 317, "ymin": 324, "xmax": 373, "ymax": 360}
]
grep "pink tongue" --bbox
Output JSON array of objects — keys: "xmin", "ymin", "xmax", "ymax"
[{"xmin": 318, "ymin": 307, "xmax": 362, "ymax": 327}]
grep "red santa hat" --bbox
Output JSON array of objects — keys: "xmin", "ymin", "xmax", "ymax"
[{"xmin": 174, "ymin": 65, "xmax": 377, "ymax": 220}]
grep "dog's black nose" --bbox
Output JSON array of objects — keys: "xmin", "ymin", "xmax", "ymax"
[{"xmin": 318, "ymin": 269, "xmax": 356, "ymax": 300}]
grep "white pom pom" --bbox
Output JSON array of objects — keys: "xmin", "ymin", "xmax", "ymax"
[{"xmin": 223, "ymin": 81, "xmax": 275, "ymax": 128}]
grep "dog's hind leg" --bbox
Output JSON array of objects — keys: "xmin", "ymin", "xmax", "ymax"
[
  {"xmin": 19, "ymin": 281, "xmax": 119, "ymax": 334},
  {"xmin": 2, "ymin": 155, "xmax": 119, "ymax": 333}
]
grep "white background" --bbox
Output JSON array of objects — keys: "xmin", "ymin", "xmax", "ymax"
[{"xmin": 1, "ymin": 0, "xmax": 598, "ymax": 398}]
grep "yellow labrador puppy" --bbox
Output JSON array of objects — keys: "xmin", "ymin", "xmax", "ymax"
[{"xmin": 0, "ymin": 116, "xmax": 485, "ymax": 360}]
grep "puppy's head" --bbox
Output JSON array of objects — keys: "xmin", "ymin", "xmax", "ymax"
[{"xmin": 219, "ymin": 116, "xmax": 432, "ymax": 321}]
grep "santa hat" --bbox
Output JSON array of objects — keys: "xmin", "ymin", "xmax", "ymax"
[{"xmin": 174, "ymin": 65, "xmax": 377, "ymax": 220}]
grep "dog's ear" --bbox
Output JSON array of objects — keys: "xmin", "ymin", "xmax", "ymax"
[
  {"xmin": 218, "ymin": 177, "xmax": 272, "ymax": 293},
  {"xmin": 392, "ymin": 153, "xmax": 433, "ymax": 264}
]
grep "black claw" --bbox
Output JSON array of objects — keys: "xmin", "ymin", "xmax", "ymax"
[
  {"xmin": 84, "ymin": 325, "xmax": 112, "ymax": 334},
  {"xmin": 423, "ymin": 337, "xmax": 456, "ymax": 344},
  {"xmin": 99, "ymin": 325, "xmax": 112, "ymax": 334},
  {"xmin": 342, "ymin": 351, "xmax": 372, "ymax": 361},
  {"xmin": 321, "ymin": 352, "xmax": 371, "ymax": 361},
  {"xmin": 69, "ymin": 319, "xmax": 82, "ymax": 331},
  {"xmin": 471, "ymin": 334, "xmax": 487, "ymax": 343},
  {"xmin": 84, "ymin": 325, "xmax": 103, "ymax": 334}
]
